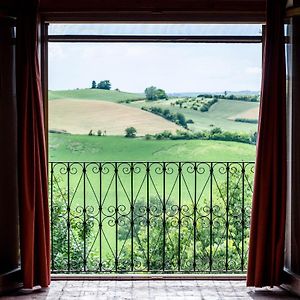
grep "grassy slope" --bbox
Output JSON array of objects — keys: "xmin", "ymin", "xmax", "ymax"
[
  {"xmin": 130, "ymin": 99, "xmax": 259, "ymax": 133},
  {"xmin": 48, "ymin": 89, "xmax": 144, "ymax": 103},
  {"xmin": 49, "ymin": 133, "xmax": 256, "ymax": 162}
]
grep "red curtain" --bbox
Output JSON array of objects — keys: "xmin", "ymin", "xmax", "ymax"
[
  {"xmin": 16, "ymin": 1, "xmax": 51, "ymax": 289},
  {"xmin": 247, "ymin": 0, "xmax": 287, "ymax": 287}
]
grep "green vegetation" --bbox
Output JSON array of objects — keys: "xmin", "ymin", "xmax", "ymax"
[
  {"xmin": 49, "ymin": 133, "xmax": 256, "ymax": 162},
  {"xmin": 48, "ymin": 89, "xmax": 144, "ymax": 103},
  {"xmin": 96, "ymin": 80, "xmax": 111, "ymax": 90},
  {"xmin": 49, "ymin": 88, "xmax": 258, "ymax": 273},
  {"xmin": 172, "ymin": 97, "xmax": 218, "ymax": 112},
  {"xmin": 197, "ymin": 93, "xmax": 259, "ymax": 102},
  {"xmin": 51, "ymin": 169, "xmax": 252, "ymax": 272},
  {"xmin": 149, "ymin": 128, "xmax": 257, "ymax": 145},
  {"xmin": 145, "ymin": 86, "xmax": 168, "ymax": 100},
  {"xmin": 235, "ymin": 118, "xmax": 258, "ymax": 124},
  {"xmin": 125, "ymin": 127, "xmax": 137, "ymax": 138},
  {"xmin": 130, "ymin": 98, "xmax": 259, "ymax": 133},
  {"xmin": 141, "ymin": 106, "xmax": 189, "ymax": 128}
]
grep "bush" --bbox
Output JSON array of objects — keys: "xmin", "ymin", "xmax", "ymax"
[
  {"xmin": 125, "ymin": 127, "xmax": 137, "ymax": 138},
  {"xmin": 148, "ymin": 128, "xmax": 256, "ymax": 145},
  {"xmin": 235, "ymin": 118, "xmax": 258, "ymax": 124},
  {"xmin": 210, "ymin": 127, "xmax": 222, "ymax": 135},
  {"xmin": 200, "ymin": 98, "xmax": 218, "ymax": 112},
  {"xmin": 142, "ymin": 106, "xmax": 191, "ymax": 129}
]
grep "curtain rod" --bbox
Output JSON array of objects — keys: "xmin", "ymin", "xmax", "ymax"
[{"xmin": 286, "ymin": 7, "xmax": 300, "ymax": 18}]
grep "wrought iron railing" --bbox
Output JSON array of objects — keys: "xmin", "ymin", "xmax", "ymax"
[{"xmin": 49, "ymin": 161, "xmax": 254, "ymax": 274}]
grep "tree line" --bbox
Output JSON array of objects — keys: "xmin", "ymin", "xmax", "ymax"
[{"xmin": 91, "ymin": 80, "xmax": 111, "ymax": 90}]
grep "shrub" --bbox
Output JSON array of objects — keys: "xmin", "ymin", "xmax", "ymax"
[
  {"xmin": 125, "ymin": 127, "xmax": 137, "ymax": 138},
  {"xmin": 210, "ymin": 127, "xmax": 222, "ymax": 135},
  {"xmin": 235, "ymin": 118, "xmax": 258, "ymax": 124},
  {"xmin": 142, "ymin": 106, "xmax": 192, "ymax": 129}
]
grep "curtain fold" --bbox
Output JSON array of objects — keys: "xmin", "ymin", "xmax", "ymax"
[
  {"xmin": 247, "ymin": 0, "xmax": 287, "ymax": 287},
  {"xmin": 16, "ymin": 1, "xmax": 50, "ymax": 289}
]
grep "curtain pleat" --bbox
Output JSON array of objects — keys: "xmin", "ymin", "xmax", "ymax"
[
  {"xmin": 16, "ymin": 2, "xmax": 50, "ymax": 289},
  {"xmin": 247, "ymin": 0, "xmax": 287, "ymax": 287}
]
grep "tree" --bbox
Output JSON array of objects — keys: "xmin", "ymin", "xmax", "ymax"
[
  {"xmin": 125, "ymin": 127, "xmax": 137, "ymax": 138},
  {"xmin": 145, "ymin": 86, "xmax": 158, "ymax": 100},
  {"xmin": 157, "ymin": 88, "xmax": 168, "ymax": 99},
  {"xmin": 145, "ymin": 86, "xmax": 167, "ymax": 100},
  {"xmin": 91, "ymin": 80, "xmax": 97, "ymax": 89},
  {"xmin": 97, "ymin": 80, "xmax": 111, "ymax": 90},
  {"xmin": 176, "ymin": 113, "xmax": 187, "ymax": 128}
]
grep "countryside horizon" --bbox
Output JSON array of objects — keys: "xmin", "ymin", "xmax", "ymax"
[{"xmin": 49, "ymin": 35, "xmax": 261, "ymax": 163}]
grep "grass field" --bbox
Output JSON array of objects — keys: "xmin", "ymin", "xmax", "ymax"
[
  {"xmin": 129, "ymin": 98, "xmax": 259, "ymax": 133},
  {"xmin": 49, "ymin": 133, "xmax": 256, "ymax": 199},
  {"xmin": 49, "ymin": 133, "xmax": 255, "ymax": 162},
  {"xmin": 49, "ymin": 89, "xmax": 144, "ymax": 103}
]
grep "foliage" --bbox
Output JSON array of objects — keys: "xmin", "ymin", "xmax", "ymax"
[
  {"xmin": 91, "ymin": 80, "xmax": 97, "ymax": 89},
  {"xmin": 197, "ymin": 94, "xmax": 259, "ymax": 102},
  {"xmin": 200, "ymin": 98, "xmax": 218, "ymax": 112},
  {"xmin": 172, "ymin": 97, "xmax": 218, "ymax": 112},
  {"xmin": 145, "ymin": 86, "xmax": 167, "ymax": 100},
  {"xmin": 51, "ymin": 177, "xmax": 98, "ymax": 272},
  {"xmin": 141, "ymin": 106, "xmax": 189, "ymax": 129},
  {"xmin": 148, "ymin": 129, "xmax": 257, "ymax": 145},
  {"xmin": 235, "ymin": 118, "xmax": 258, "ymax": 124},
  {"xmin": 125, "ymin": 127, "xmax": 137, "ymax": 138},
  {"xmin": 108, "ymin": 172, "xmax": 253, "ymax": 272},
  {"xmin": 156, "ymin": 88, "xmax": 168, "ymax": 99},
  {"xmin": 97, "ymin": 80, "xmax": 111, "ymax": 90}
]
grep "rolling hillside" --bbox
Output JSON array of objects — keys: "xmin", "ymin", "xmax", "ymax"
[
  {"xmin": 130, "ymin": 98, "xmax": 259, "ymax": 133},
  {"xmin": 48, "ymin": 88, "xmax": 144, "ymax": 103},
  {"xmin": 49, "ymin": 99, "xmax": 181, "ymax": 135}
]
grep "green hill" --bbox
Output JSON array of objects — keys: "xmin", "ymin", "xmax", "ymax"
[
  {"xmin": 49, "ymin": 133, "xmax": 255, "ymax": 162},
  {"xmin": 130, "ymin": 98, "xmax": 259, "ymax": 133},
  {"xmin": 48, "ymin": 88, "xmax": 144, "ymax": 103}
]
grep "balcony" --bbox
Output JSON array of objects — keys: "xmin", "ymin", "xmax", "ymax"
[{"xmin": 50, "ymin": 161, "xmax": 254, "ymax": 275}]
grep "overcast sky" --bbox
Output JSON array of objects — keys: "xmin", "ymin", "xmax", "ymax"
[{"xmin": 49, "ymin": 42, "xmax": 262, "ymax": 93}]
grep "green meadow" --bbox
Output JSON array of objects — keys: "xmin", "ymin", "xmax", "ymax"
[
  {"xmin": 49, "ymin": 134, "xmax": 256, "ymax": 162},
  {"xmin": 49, "ymin": 88, "xmax": 144, "ymax": 103}
]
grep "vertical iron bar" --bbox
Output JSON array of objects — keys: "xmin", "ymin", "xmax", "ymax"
[
  {"xmin": 67, "ymin": 162, "xmax": 70, "ymax": 272},
  {"xmin": 115, "ymin": 162, "xmax": 118, "ymax": 272},
  {"xmin": 178, "ymin": 162, "xmax": 182, "ymax": 271},
  {"xmin": 131, "ymin": 162, "xmax": 134, "ymax": 271},
  {"xmin": 50, "ymin": 163, "xmax": 54, "ymax": 271},
  {"xmin": 225, "ymin": 163, "xmax": 229, "ymax": 272},
  {"xmin": 193, "ymin": 163, "xmax": 197, "ymax": 272},
  {"xmin": 209, "ymin": 162, "xmax": 213, "ymax": 272},
  {"xmin": 83, "ymin": 163, "xmax": 87, "ymax": 272},
  {"xmin": 241, "ymin": 162, "xmax": 245, "ymax": 272},
  {"xmin": 146, "ymin": 162, "xmax": 150, "ymax": 271},
  {"xmin": 163, "ymin": 162, "xmax": 166, "ymax": 272},
  {"xmin": 99, "ymin": 163, "xmax": 102, "ymax": 272}
]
